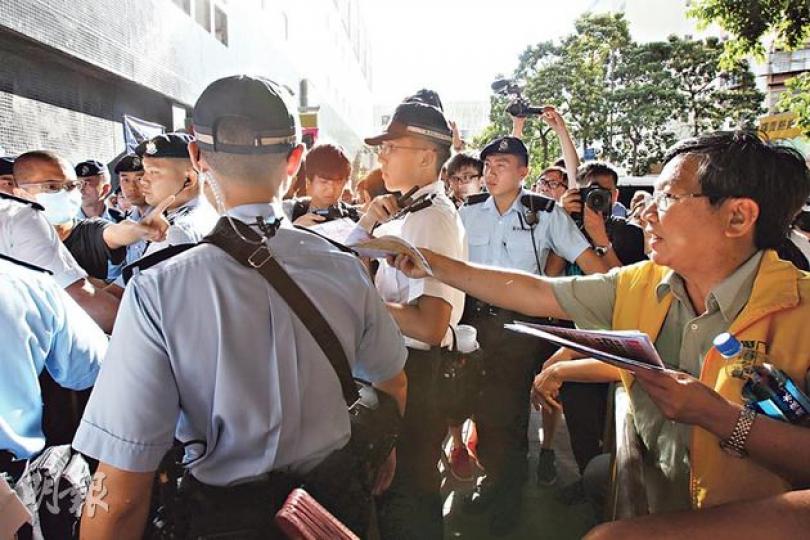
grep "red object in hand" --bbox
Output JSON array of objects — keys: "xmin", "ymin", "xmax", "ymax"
[{"xmin": 275, "ymin": 488, "xmax": 359, "ymax": 540}]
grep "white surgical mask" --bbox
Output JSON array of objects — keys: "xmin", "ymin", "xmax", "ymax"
[{"xmin": 36, "ymin": 189, "xmax": 82, "ymax": 225}]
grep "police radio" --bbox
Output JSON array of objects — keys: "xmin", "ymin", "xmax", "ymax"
[{"xmin": 520, "ymin": 193, "xmax": 555, "ymax": 225}]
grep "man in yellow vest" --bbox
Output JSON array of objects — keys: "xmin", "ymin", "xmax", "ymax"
[{"xmin": 390, "ymin": 130, "xmax": 810, "ymax": 516}]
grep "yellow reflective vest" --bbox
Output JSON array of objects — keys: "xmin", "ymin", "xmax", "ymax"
[{"xmin": 612, "ymin": 250, "xmax": 810, "ymax": 509}]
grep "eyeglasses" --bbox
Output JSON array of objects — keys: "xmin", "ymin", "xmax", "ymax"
[
  {"xmin": 17, "ymin": 180, "xmax": 80, "ymax": 194},
  {"xmin": 646, "ymin": 191, "xmax": 709, "ymax": 212},
  {"xmin": 374, "ymin": 142, "xmax": 435, "ymax": 157},
  {"xmin": 538, "ymin": 178, "xmax": 565, "ymax": 190},
  {"xmin": 449, "ymin": 174, "xmax": 481, "ymax": 184}
]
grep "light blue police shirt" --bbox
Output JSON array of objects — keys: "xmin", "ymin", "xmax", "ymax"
[
  {"xmin": 73, "ymin": 203, "xmax": 407, "ymax": 486},
  {"xmin": 0, "ymin": 259, "xmax": 106, "ymax": 459},
  {"xmin": 459, "ymin": 189, "xmax": 590, "ymax": 274}
]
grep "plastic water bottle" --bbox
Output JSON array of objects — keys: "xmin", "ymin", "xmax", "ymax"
[{"xmin": 713, "ymin": 333, "xmax": 810, "ymax": 426}]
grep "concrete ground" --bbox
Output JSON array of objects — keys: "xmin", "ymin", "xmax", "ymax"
[{"xmin": 440, "ymin": 410, "xmax": 598, "ymax": 540}]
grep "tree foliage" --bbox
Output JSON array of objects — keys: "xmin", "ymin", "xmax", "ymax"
[
  {"xmin": 688, "ymin": 0, "xmax": 810, "ymax": 68},
  {"xmin": 778, "ymin": 72, "xmax": 810, "ymax": 137},
  {"xmin": 477, "ymin": 13, "xmax": 765, "ymax": 176}
]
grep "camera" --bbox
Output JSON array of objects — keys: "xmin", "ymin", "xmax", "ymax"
[
  {"xmin": 572, "ymin": 187, "xmax": 613, "ymax": 226},
  {"xmin": 313, "ymin": 204, "xmax": 360, "ymax": 223},
  {"xmin": 491, "ymin": 78, "xmax": 545, "ymax": 118}
]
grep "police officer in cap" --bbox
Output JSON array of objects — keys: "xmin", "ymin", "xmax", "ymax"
[
  {"xmin": 74, "ymin": 74, "xmax": 408, "ymax": 538},
  {"xmin": 458, "ymin": 136, "xmax": 607, "ymax": 535},
  {"xmin": 134, "ymin": 132, "xmax": 219, "ymax": 259},
  {"xmin": 75, "ymin": 159, "xmax": 122, "ymax": 222},
  {"xmin": 114, "ymin": 154, "xmax": 148, "ymax": 222},
  {"xmin": 357, "ymin": 97, "xmax": 467, "ymax": 539}
]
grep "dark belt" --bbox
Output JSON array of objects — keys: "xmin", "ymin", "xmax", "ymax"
[{"xmin": 466, "ymin": 298, "xmax": 559, "ymax": 326}]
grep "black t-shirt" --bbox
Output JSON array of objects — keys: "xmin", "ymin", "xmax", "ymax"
[
  {"xmin": 604, "ymin": 216, "xmax": 647, "ymax": 265},
  {"xmin": 776, "ymin": 236, "xmax": 809, "ymax": 271},
  {"xmin": 63, "ymin": 218, "xmax": 126, "ymax": 279}
]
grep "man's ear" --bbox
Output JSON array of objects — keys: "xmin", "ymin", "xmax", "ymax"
[
  {"xmin": 725, "ymin": 198, "xmax": 759, "ymax": 240},
  {"xmin": 100, "ymin": 183, "xmax": 112, "ymax": 199},
  {"xmin": 286, "ymin": 144, "xmax": 306, "ymax": 178},
  {"xmin": 188, "ymin": 141, "xmax": 204, "ymax": 173}
]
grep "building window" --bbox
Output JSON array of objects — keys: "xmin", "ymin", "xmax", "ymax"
[
  {"xmin": 171, "ymin": 0, "xmax": 191, "ymax": 14},
  {"xmin": 194, "ymin": 0, "xmax": 211, "ymax": 32},
  {"xmin": 214, "ymin": 6, "xmax": 228, "ymax": 45}
]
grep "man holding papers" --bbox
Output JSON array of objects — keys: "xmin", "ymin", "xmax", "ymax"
[{"xmin": 391, "ymin": 131, "xmax": 810, "ymax": 519}]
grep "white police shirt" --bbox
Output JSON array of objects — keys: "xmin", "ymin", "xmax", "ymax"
[
  {"xmin": 0, "ymin": 196, "xmax": 87, "ymax": 288},
  {"xmin": 73, "ymin": 203, "xmax": 407, "ymax": 486},
  {"xmin": 0, "ymin": 258, "xmax": 106, "ymax": 459},
  {"xmin": 459, "ymin": 189, "xmax": 590, "ymax": 274},
  {"xmin": 373, "ymin": 180, "xmax": 468, "ymax": 350}
]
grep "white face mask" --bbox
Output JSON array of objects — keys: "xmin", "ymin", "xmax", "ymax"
[{"xmin": 36, "ymin": 189, "xmax": 82, "ymax": 225}]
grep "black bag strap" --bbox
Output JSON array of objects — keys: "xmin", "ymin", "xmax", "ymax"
[{"xmin": 202, "ymin": 217, "xmax": 360, "ymax": 406}]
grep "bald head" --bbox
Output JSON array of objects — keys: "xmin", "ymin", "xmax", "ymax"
[{"xmin": 14, "ymin": 151, "xmax": 75, "ymax": 183}]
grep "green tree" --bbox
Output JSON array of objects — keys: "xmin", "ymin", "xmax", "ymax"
[
  {"xmin": 605, "ymin": 42, "xmax": 681, "ymax": 175},
  {"xmin": 778, "ymin": 72, "xmax": 810, "ymax": 137},
  {"xmin": 667, "ymin": 36, "xmax": 764, "ymax": 136},
  {"xmin": 688, "ymin": 0, "xmax": 810, "ymax": 67}
]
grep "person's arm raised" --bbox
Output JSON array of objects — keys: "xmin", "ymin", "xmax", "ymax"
[{"xmin": 392, "ymin": 250, "xmax": 569, "ymax": 320}]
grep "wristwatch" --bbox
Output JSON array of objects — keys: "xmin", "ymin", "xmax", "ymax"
[
  {"xmin": 719, "ymin": 407, "xmax": 757, "ymax": 458},
  {"xmin": 594, "ymin": 242, "xmax": 612, "ymax": 256}
]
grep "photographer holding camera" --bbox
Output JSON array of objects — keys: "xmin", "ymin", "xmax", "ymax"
[{"xmin": 283, "ymin": 143, "xmax": 360, "ymax": 227}]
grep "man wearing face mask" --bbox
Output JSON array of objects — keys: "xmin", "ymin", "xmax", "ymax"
[
  {"xmin": 135, "ymin": 133, "xmax": 219, "ymax": 259},
  {"xmin": 13, "ymin": 151, "xmax": 173, "ymax": 281}
]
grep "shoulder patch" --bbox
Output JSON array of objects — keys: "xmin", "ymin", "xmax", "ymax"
[
  {"xmin": 123, "ymin": 243, "xmax": 197, "ymax": 285},
  {"xmin": 463, "ymin": 192, "xmax": 490, "ymax": 206},
  {"xmin": 0, "ymin": 191, "xmax": 44, "ymax": 211}
]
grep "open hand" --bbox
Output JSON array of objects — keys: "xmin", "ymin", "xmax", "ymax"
[
  {"xmin": 531, "ymin": 366, "xmax": 563, "ymax": 412},
  {"xmin": 633, "ymin": 368, "xmax": 733, "ymax": 428},
  {"xmin": 358, "ymin": 194, "xmax": 400, "ymax": 232}
]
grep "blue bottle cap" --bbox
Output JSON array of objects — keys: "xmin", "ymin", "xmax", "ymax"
[{"xmin": 713, "ymin": 332, "xmax": 742, "ymax": 358}]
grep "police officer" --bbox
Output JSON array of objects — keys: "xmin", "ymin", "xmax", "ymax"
[
  {"xmin": 0, "ymin": 255, "xmax": 106, "ymax": 479},
  {"xmin": 135, "ymin": 132, "xmax": 219, "ymax": 259},
  {"xmin": 0, "ymin": 190, "xmax": 119, "ymax": 332},
  {"xmin": 73, "ymin": 75, "xmax": 408, "ymax": 538},
  {"xmin": 458, "ymin": 136, "xmax": 607, "ymax": 535},
  {"xmin": 114, "ymin": 154, "xmax": 148, "ymax": 222},
  {"xmin": 358, "ymin": 99, "xmax": 467, "ymax": 539},
  {"xmin": 75, "ymin": 159, "xmax": 123, "ymax": 222}
]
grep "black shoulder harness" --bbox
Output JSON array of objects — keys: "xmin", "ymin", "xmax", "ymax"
[
  {"xmin": 463, "ymin": 192, "xmax": 490, "ymax": 206},
  {"xmin": 122, "ymin": 243, "xmax": 198, "ymax": 285},
  {"xmin": 0, "ymin": 252, "xmax": 53, "ymax": 274},
  {"xmin": 293, "ymin": 225, "xmax": 358, "ymax": 255},
  {"xmin": 0, "ymin": 191, "xmax": 45, "ymax": 211}
]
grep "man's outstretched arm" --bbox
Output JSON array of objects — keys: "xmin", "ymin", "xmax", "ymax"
[{"xmin": 394, "ymin": 249, "xmax": 570, "ymax": 320}]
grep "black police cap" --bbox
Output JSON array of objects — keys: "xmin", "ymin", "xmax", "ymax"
[
  {"xmin": 480, "ymin": 136, "xmax": 529, "ymax": 166},
  {"xmin": 192, "ymin": 75, "xmax": 300, "ymax": 155},
  {"xmin": 403, "ymin": 89, "xmax": 444, "ymax": 112},
  {"xmin": 135, "ymin": 133, "xmax": 193, "ymax": 159},
  {"xmin": 0, "ymin": 156, "xmax": 14, "ymax": 176},
  {"xmin": 365, "ymin": 101, "xmax": 452, "ymax": 147},
  {"xmin": 75, "ymin": 159, "xmax": 108, "ymax": 178},
  {"xmin": 114, "ymin": 154, "xmax": 144, "ymax": 173}
]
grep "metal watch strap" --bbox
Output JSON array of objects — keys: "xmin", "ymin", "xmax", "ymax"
[{"xmin": 719, "ymin": 407, "xmax": 757, "ymax": 458}]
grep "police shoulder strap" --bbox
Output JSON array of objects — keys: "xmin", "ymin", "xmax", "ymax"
[
  {"xmin": 463, "ymin": 192, "xmax": 490, "ymax": 206},
  {"xmin": 0, "ymin": 191, "xmax": 45, "ymax": 211},
  {"xmin": 202, "ymin": 217, "xmax": 360, "ymax": 406},
  {"xmin": 122, "ymin": 243, "xmax": 198, "ymax": 285},
  {"xmin": 0, "ymin": 252, "xmax": 53, "ymax": 274}
]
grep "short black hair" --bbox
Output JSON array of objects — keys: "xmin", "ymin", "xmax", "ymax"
[
  {"xmin": 553, "ymin": 157, "xmax": 566, "ymax": 168},
  {"xmin": 433, "ymin": 142, "xmax": 452, "ymax": 177},
  {"xmin": 446, "ymin": 152, "xmax": 483, "ymax": 177},
  {"xmin": 663, "ymin": 130, "xmax": 810, "ymax": 250},
  {"xmin": 577, "ymin": 161, "xmax": 619, "ymax": 188}
]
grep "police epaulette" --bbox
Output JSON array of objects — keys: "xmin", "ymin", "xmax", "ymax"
[
  {"xmin": 463, "ymin": 192, "xmax": 490, "ymax": 206},
  {"xmin": 0, "ymin": 253, "xmax": 53, "ymax": 274},
  {"xmin": 0, "ymin": 191, "xmax": 44, "ymax": 211},
  {"xmin": 122, "ymin": 243, "xmax": 197, "ymax": 285}
]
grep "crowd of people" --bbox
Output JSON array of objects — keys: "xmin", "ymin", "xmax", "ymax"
[{"xmin": 1, "ymin": 73, "xmax": 810, "ymax": 540}]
